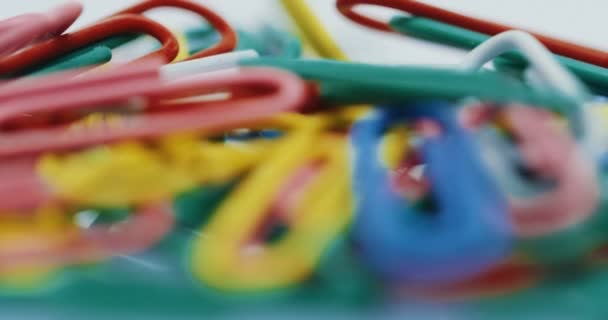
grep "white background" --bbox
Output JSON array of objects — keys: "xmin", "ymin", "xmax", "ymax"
[{"xmin": 3, "ymin": 0, "xmax": 608, "ymax": 65}]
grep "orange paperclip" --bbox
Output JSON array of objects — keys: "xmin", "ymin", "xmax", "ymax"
[
  {"xmin": 112, "ymin": 0, "xmax": 238, "ymax": 60},
  {"xmin": 0, "ymin": 14, "xmax": 178, "ymax": 75},
  {"xmin": 336, "ymin": 0, "xmax": 608, "ymax": 68}
]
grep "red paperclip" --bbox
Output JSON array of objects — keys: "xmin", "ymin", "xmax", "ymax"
[
  {"xmin": 0, "ymin": 14, "xmax": 179, "ymax": 75},
  {"xmin": 0, "ymin": 201, "xmax": 174, "ymax": 271},
  {"xmin": 112, "ymin": 0, "xmax": 238, "ymax": 60},
  {"xmin": 0, "ymin": 1, "xmax": 82, "ymax": 57},
  {"xmin": 0, "ymin": 67, "xmax": 308, "ymax": 158},
  {"xmin": 400, "ymin": 262, "xmax": 540, "ymax": 301},
  {"xmin": 336, "ymin": 0, "xmax": 608, "ymax": 68}
]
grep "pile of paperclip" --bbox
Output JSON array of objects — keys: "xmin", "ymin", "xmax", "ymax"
[{"xmin": 4, "ymin": 0, "xmax": 608, "ymax": 318}]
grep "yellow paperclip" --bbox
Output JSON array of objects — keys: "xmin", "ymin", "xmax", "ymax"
[
  {"xmin": 38, "ymin": 113, "xmax": 320, "ymax": 207},
  {"xmin": 38, "ymin": 135, "xmax": 273, "ymax": 207},
  {"xmin": 191, "ymin": 116, "xmax": 352, "ymax": 291},
  {"xmin": 280, "ymin": 0, "xmax": 348, "ymax": 60},
  {"xmin": 382, "ymin": 125, "xmax": 411, "ymax": 169},
  {"xmin": 173, "ymin": 31, "xmax": 191, "ymax": 62},
  {"xmin": 0, "ymin": 206, "xmax": 76, "ymax": 288},
  {"xmin": 280, "ymin": 0, "xmax": 372, "ymax": 128}
]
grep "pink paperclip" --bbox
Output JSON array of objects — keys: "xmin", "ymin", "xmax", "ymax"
[
  {"xmin": 505, "ymin": 106, "xmax": 599, "ymax": 237},
  {"xmin": 0, "ymin": 67, "xmax": 308, "ymax": 157},
  {"xmin": 0, "ymin": 1, "xmax": 82, "ymax": 56},
  {"xmin": 462, "ymin": 105, "xmax": 599, "ymax": 237},
  {"xmin": 0, "ymin": 156, "xmax": 53, "ymax": 211},
  {"xmin": 0, "ymin": 66, "xmax": 308, "ymax": 212},
  {"xmin": 0, "ymin": 58, "xmax": 164, "ymax": 119},
  {"xmin": 0, "ymin": 202, "xmax": 174, "ymax": 271}
]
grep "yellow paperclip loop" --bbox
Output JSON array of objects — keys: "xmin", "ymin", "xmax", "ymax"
[
  {"xmin": 280, "ymin": 0, "xmax": 348, "ymax": 60},
  {"xmin": 38, "ymin": 135, "xmax": 273, "ymax": 207},
  {"xmin": 37, "ymin": 112, "xmax": 322, "ymax": 207},
  {"xmin": 191, "ymin": 117, "xmax": 352, "ymax": 291}
]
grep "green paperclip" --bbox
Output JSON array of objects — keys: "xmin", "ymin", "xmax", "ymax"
[
  {"xmin": 389, "ymin": 16, "xmax": 608, "ymax": 95},
  {"xmin": 239, "ymin": 57, "xmax": 583, "ymax": 136},
  {"xmin": 173, "ymin": 181, "xmax": 237, "ymax": 228}
]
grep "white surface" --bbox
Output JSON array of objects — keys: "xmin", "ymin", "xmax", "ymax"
[{"xmin": 2, "ymin": 0, "xmax": 608, "ymax": 65}]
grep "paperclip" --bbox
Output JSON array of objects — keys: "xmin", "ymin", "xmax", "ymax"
[
  {"xmin": 112, "ymin": 0, "xmax": 237, "ymax": 60},
  {"xmin": 191, "ymin": 116, "xmax": 353, "ymax": 291},
  {"xmin": 384, "ymin": 16, "xmax": 608, "ymax": 95},
  {"xmin": 0, "ymin": 67, "xmax": 308, "ymax": 212},
  {"xmin": 259, "ymin": 26, "xmax": 302, "ymax": 58},
  {"xmin": 160, "ymin": 49, "xmax": 259, "ymax": 80},
  {"xmin": 144, "ymin": 115, "xmax": 309, "ymax": 227},
  {"xmin": 280, "ymin": 0, "xmax": 348, "ymax": 60},
  {"xmin": 184, "ymin": 24, "xmax": 300, "ymax": 59},
  {"xmin": 27, "ymin": 46, "xmax": 113, "ymax": 77},
  {"xmin": 459, "ymin": 30, "xmax": 588, "ymax": 139},
  {"xmin": 488, "ymin": 107, "xmax": 598, "ymax": 237},
  {"xmin": 0, "ymin": 1, "xmax": 82, "ymax": 57},
  {"xmin": 397, "ymin": 261, "xmax": 540, "ymax": 301},
  {"xmin": 336, "ymin": 0, "xmax": 608, "ymax": 68},
  {"xmin": 211, "ymin": 25, "xmax": 302, "ymax": 58},
  {"xmin": 350, "ymin": 103, "xmax": 511, "ymax": 284},
  {"xmin": 0, "ymin": 59, "xmax": 164, "ymax": 135},
  {"xmin": 38, "ymin": 137, "xmax": 272, "ymax": 208},
  {"xmin": 240, "ymin": 58, "xmax": 578, "ymax": 117},
  {"xmin": 0, "ymin": 14, "xmax": 179, "ymax": 76},
  {"xmin": 0, "ymin": 65, "xmax": 307, "ymax": 157},
  {"xmin": 0, "ymin": 202, "xmax": 174, "ymax": 272}
]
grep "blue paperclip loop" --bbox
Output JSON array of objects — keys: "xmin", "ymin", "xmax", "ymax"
[{"xmin": 350, "ymin": 102, "xmax": 512, "ymax": 284}]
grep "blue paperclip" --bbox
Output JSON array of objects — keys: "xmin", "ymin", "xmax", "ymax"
[{"xmin": 350, "ymin": 101, "xmax": 512, "ymax": 284}]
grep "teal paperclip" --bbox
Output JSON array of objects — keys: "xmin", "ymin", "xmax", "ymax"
[
  {"xmin": 14, "ymin": 34, "xmax": 138, "ymax": 77},
  {"xmin": 187, "ymin": 25, "xmax": 301, "ymax": 58},
  {"xmin": 389, "ymin": 16, "xmax": 608, "ymax": 94},
  {"xmin": 240, "ymin": 57, "xmax": 583, "ymax": 136},
  {"xmin": 26, "ymin": 46, "xmax": 113, "ymax": 76}
]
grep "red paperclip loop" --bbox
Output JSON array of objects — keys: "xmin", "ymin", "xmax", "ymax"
[
  {"xmin": 336, "ymin": 0, "xmax": 608, "ymax": 68},
  {"xmin": 0, "ymin": 202, "xmax": 174, "ymax": 271},
  {"xmin": 0, "ymin": 14, "xmax": 179, "ymax": 75},
  {"xmin": 113, "ymin": 0, "xmax": 238, "ymax": 60},
  {"xmin": 400, "ymin": 262, "xmax": 540, "ymax": 301}
]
